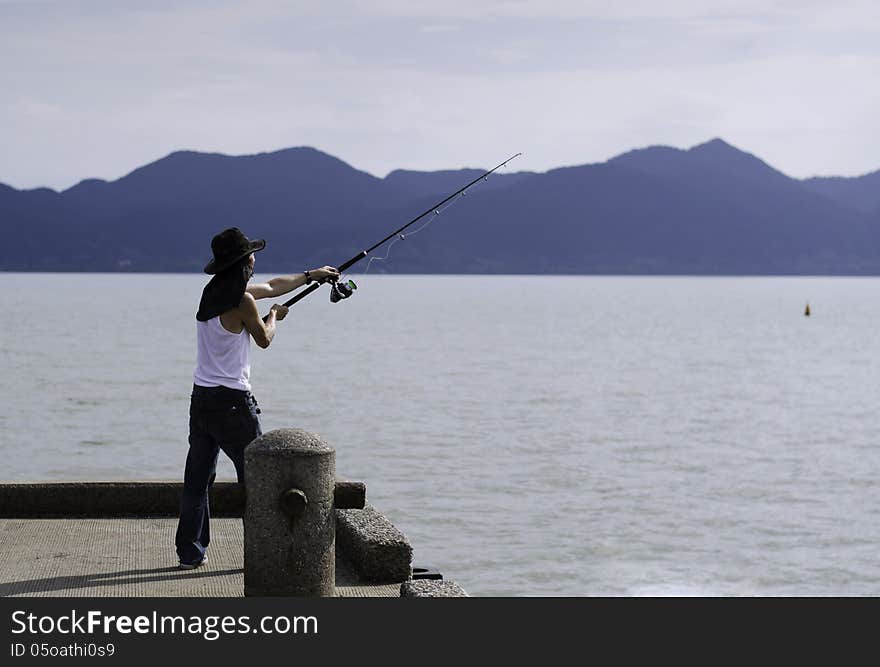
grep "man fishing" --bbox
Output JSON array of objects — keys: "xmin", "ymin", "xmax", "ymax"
[{"xmin": 175, "ymin": 227, "xmax": 338, "ymax": 569}]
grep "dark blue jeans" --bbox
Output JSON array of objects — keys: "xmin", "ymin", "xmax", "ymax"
[{"xmin": 175, "ymin": 384, "xmax": 262, "ymax": 564}]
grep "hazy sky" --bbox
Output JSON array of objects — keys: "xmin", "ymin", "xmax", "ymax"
[{"xmin": 2, "ymin": 0, "xmax": 879, "ymax": 190}]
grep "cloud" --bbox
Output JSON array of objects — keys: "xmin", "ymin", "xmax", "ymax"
[{"xmin": 1, "ymin": 1, "xmax": 879, "ymax": 188}]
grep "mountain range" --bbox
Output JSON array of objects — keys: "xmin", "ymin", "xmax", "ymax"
[{"xmin": 2, "ymin": 139, "xmax": 879, "ymax": 274}]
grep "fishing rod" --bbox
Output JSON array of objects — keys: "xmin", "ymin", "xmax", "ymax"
[{"xmin": 263, "ymin": 152, "xmax": 521, "ymax": 319}]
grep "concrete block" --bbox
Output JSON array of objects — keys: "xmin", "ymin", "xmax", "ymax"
[
  {"xmin": 336, "ymin": 503, "xmax": 412, "ymax": 583},
  {"xmin": 0, "ymin": 481, "xmax": 243, "ymax": 517},
  {"xmin": 400, "ymin": 580, "xmax": 469, "ymax": 597}
]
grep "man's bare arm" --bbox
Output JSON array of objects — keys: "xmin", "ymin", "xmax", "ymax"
[
  {"xmin": 239, "ymin": 293, "xmax": 287, "ymax": 348},
  {"xmin": 247, "ymin": 274, "xmax": 308, "ymax": 300},
  {"xmin": 247, "ymin": 266, "xmax": 340, "ymax": 300}
]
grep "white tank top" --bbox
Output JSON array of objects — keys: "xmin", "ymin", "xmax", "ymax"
[{"xmin": 193, "ymin": 316, "xmax": 252, "ymax": 391}]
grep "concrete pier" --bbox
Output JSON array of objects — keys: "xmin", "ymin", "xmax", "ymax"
[
  {"xmin": 0, "ymin": 517, "xmax": 399, "ymax": 597},
  {"xmin": 0, "ymin": 481, "xmax": 468, "ymax": 597}
]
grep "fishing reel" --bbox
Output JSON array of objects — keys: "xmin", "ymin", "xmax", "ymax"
[{"xmin": 330, "ymin": 278, "xmax": 357, "ymax": 303}]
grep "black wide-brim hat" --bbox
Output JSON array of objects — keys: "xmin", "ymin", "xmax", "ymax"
[{"xmin": 204, "ymin": 227, "xmax": 266, "ymax": 274}]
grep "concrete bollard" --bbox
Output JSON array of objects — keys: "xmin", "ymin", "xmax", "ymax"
[{"xmin": 244, "ymin": 428, "xmax": 336, "ymax": 597}]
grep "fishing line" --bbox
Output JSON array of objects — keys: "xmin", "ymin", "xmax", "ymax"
[
  {"xmin": 357, "ymin": 186, "xmax": 467, "ymax": 278},
  {"xmin": 262, "ymin": 152, "xmax": 521, "ymax": 318},
  {"xmin": 351, "ymin": 161, "xmax": 515, "ymax": 280}
]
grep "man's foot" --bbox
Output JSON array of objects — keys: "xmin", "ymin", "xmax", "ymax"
[{"xmin": 178, "ymin": 554, "xmax": 208, "ymax": 570}]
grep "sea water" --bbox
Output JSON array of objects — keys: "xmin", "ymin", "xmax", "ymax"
[{"xmin": 2, "ymin": 274, "xmax": 880, "ymax": 596}]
